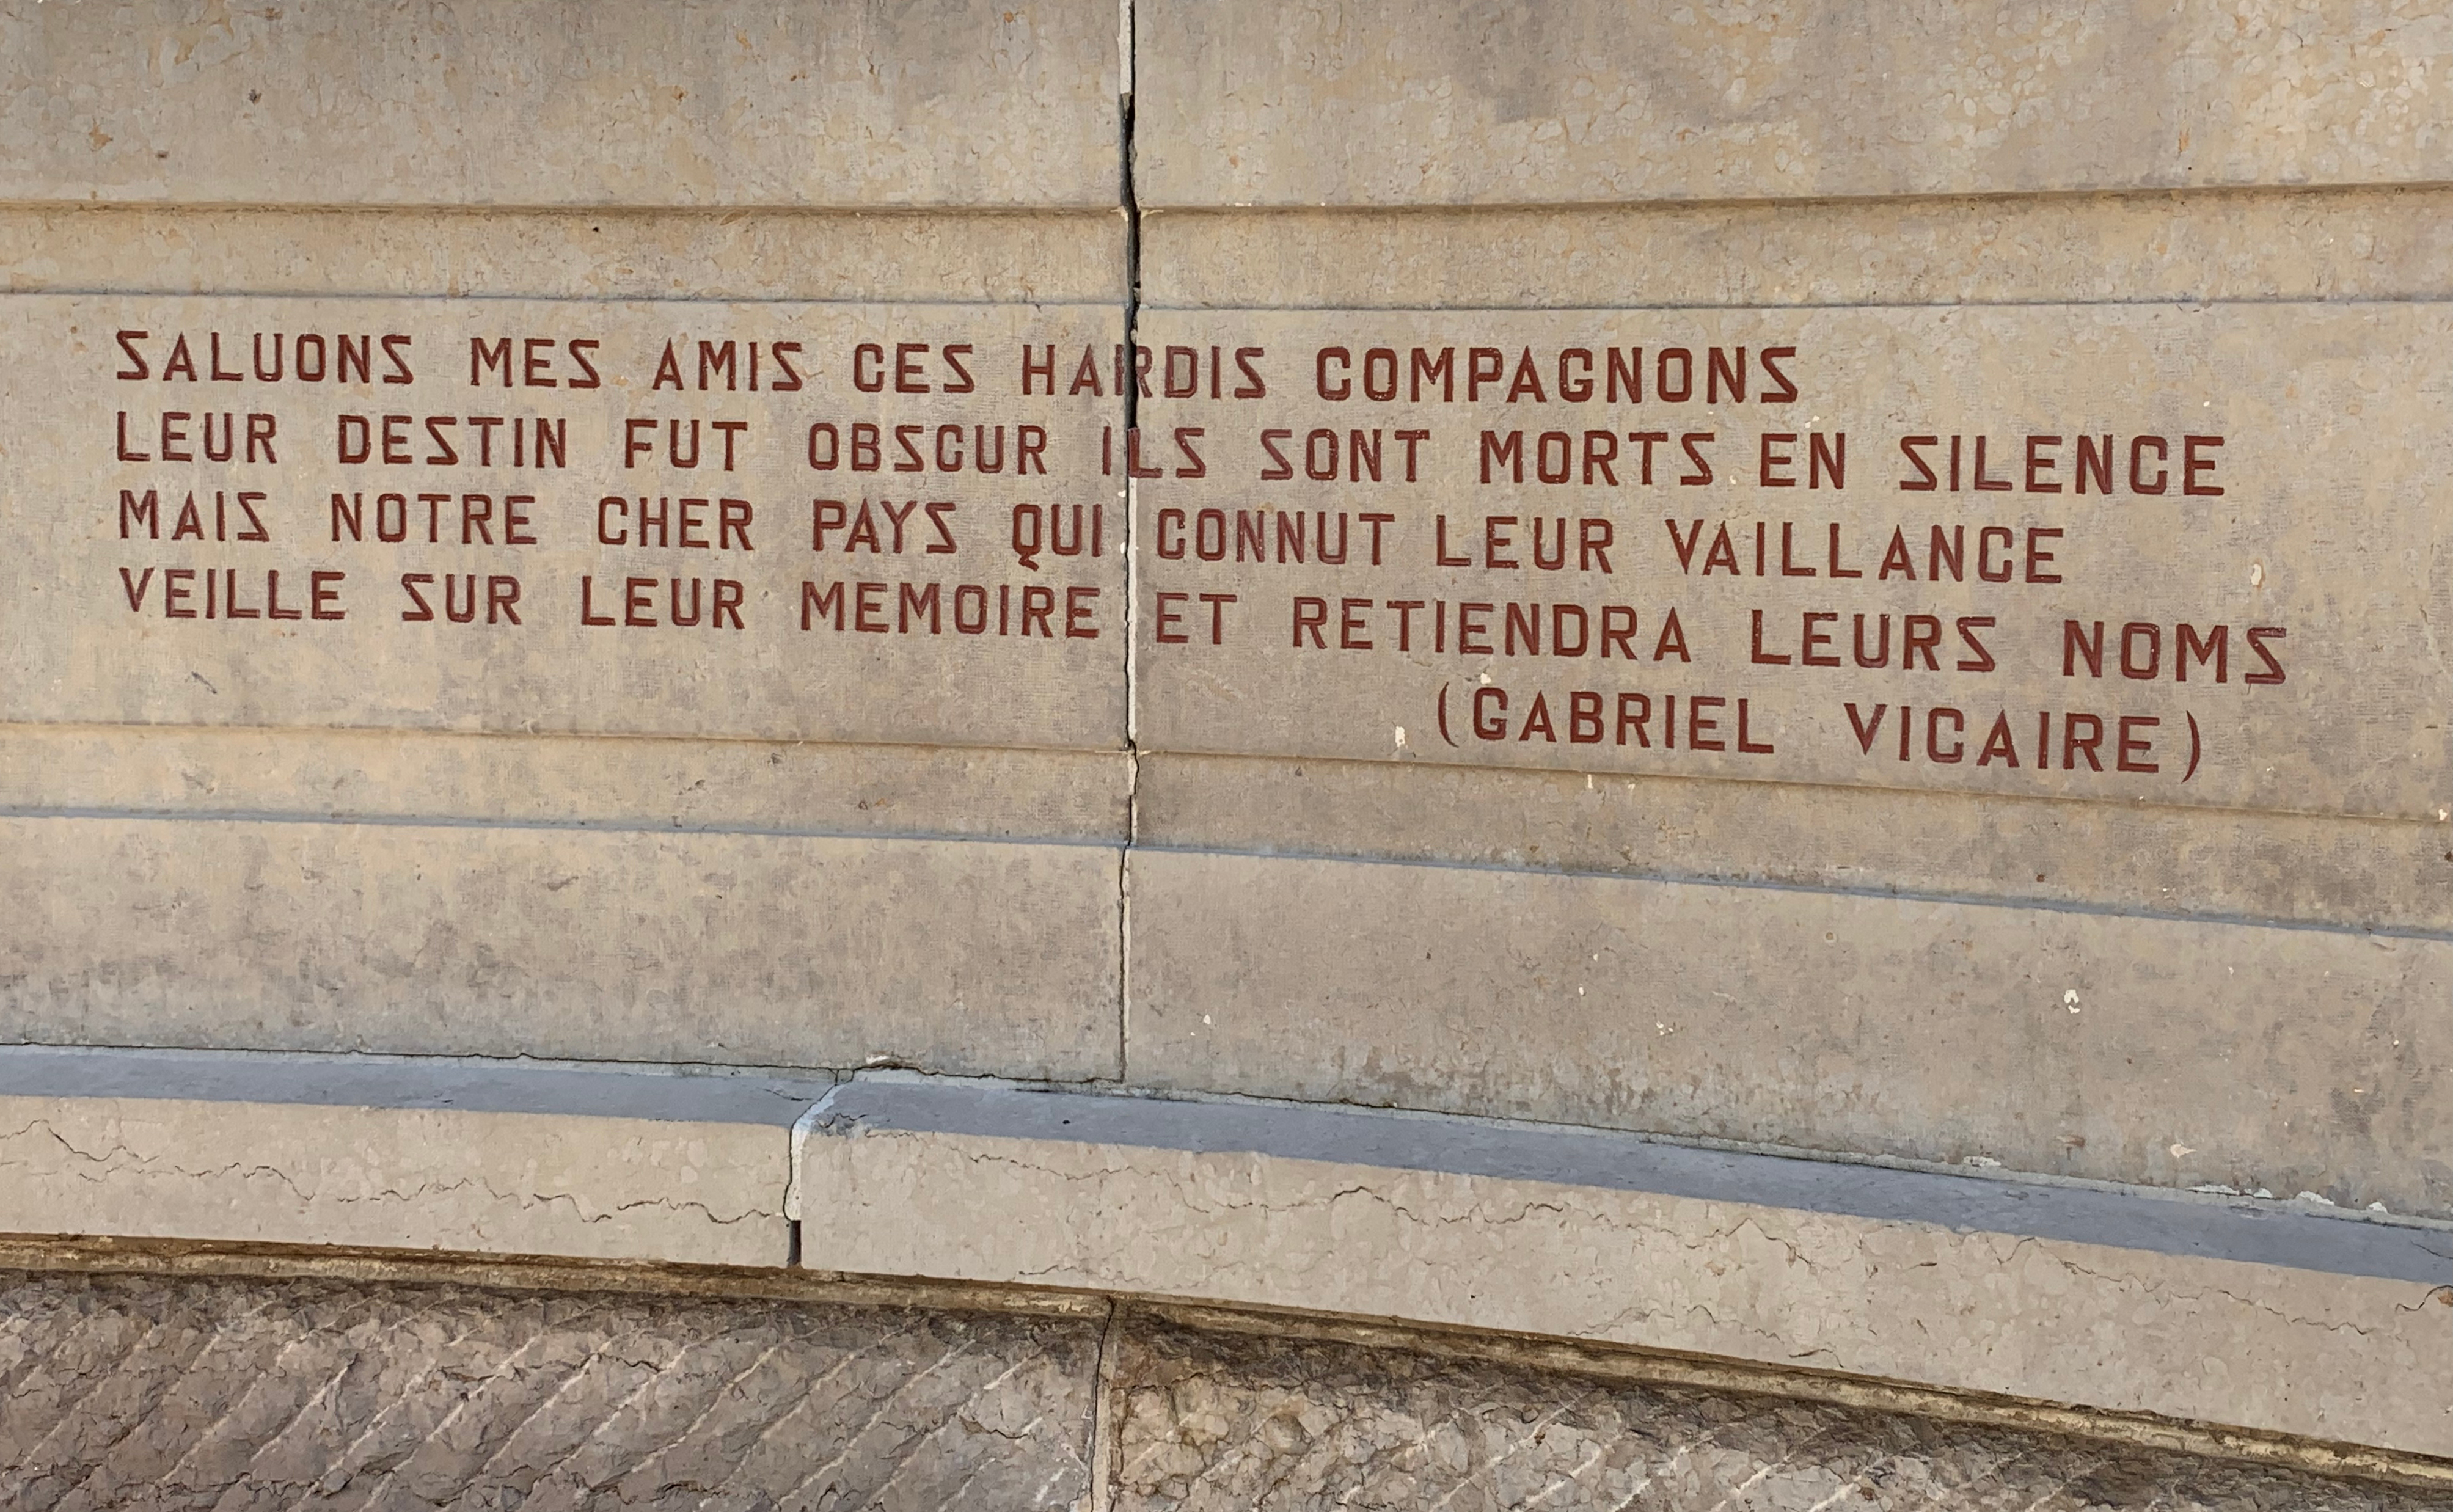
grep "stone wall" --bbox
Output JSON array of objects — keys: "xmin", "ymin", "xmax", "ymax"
[
  {"xmin": 2, "ymin": 0, "xmax": 2446, "ymax": 1210},
  {"xmin": 2, "ymin": 0, "xmax": 2449, "ymax": 1493}
]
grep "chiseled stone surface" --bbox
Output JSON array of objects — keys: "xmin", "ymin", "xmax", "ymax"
[
  {"xmin": 1127, "ymin": 847, "xmax": 2453, "ymax": 1218},
  {"xmin": 0, "ymin": 1269, "xmax": 2427, "ymax": 1510},
  {"xmin": 0, "ymin": 816, "xmax": 1124, "ymax": 1076},
  {"xmin": 1135, "ymin": 0, "xmax": 2453, "ymax": 206},
  {"xmin": 1111, "ymin": 1319, "xmax": 2444, "ymax": 1512},
  {"xmin": 0, "ymin": 1271, "xmax": 1101, "ymax": 1510},
  {"xmin": 0, "ymin": 0, "xmax": 1122, "ymax": 208}
]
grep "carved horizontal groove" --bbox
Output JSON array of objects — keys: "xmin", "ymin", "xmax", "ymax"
[
  {"xmin": 4, "ymin": 806, "xmax": 2437, "ymax": 941},
  {"xmin": 0, "ymin": 805, "xmax": 1131, "ymax": 848},
  {"xmin": 1120, "ymin": 839, "xmax": 2453, "ymax": 944}
]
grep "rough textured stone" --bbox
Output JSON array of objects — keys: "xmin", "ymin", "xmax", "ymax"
[
  {"xmin": 1110, "ymin": 1320, "xmax": 2446, "ymax": 1512},
  {"xmin": 1136, "ymin": 0, "xmax": 2453, "ymax": 206},
  {"xmin": 0, "ymin": 1269, "xmax": 2429, "ymax": 1509},
  {"xmin": 0, "ymin": 1271, "xmax": 1102, "ymax": 1510}
]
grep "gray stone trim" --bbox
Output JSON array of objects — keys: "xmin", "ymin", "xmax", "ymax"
[{"xmin": 811, "ymin": 1076, "xmax": 2453, "ymax": 1286}]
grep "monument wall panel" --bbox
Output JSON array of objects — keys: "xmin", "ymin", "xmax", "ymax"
[
  {"xmin": 1122, "ymin": 293, "xmax": 2451, "ymax": 1208},
  {"xmin": 5, "ymin": 0, "xmax": 2448, "ymax": 1243},
  {"xmin": 1136, "ymin": 0, "xmax": 2453, "ymax": 206},
  {"xmin": 0, "ymin": 284, "xmax": 1130, "ymax": 1068},
  {"xmin": 0, "ymin": 0, "xmax": 1124, "ymax": 207}
]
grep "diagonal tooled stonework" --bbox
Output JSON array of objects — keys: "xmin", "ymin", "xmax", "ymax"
[
  {"xmin": 0, "ymin": 1271, "xmax": 1100, "ymax": 1511},
  {"xmin": 1107, "ymin": 1320, "xmax": 2445, "ymax": 1512},
  {"xmin": 0, "ymin": 1270, "xmax": 2440, "ymax": 1510}
]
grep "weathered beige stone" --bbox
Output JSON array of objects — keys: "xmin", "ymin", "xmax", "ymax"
[
  {"xmin": 1133, "ymin": 302, "xmax": 2453, "ymax": 821},
  {"xmin": 0, "ymin": 726, "xmax": 1129, "ymax": 845},
  {"xmin": 1125, "ymin": 848, "xmax": 2453, "ymax": 1216},
  {"xmin": 1134, "ymin": 753, "xmax": 2453, "ymax": 933},
  {"xmin": 1144, "ymin": 188, "xmax": 2453, "ymax": 310},
  {"xmin": 4, "ymin": 294, "xmax": 1125, "ymax": 750},
  {"xmin": 0, "ymin": 816, "xmax": 1122, "ymax": 1075},
  {"xmin": 794, "ymin": 1090, "xmax": 2453, "ymax": 1457},
  {"xmin": 0, "ymin": 0, "xmax": 1122, "ymax": 208},
  {"xmin": 2, "ymin": 205, "xmax": 1127, "ymax": 305},
  {"xmin": 1136, "ymin": 0, "xmax": 2453, "ymax": 207}
]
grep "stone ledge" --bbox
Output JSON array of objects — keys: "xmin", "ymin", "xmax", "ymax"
[
  {"xmin": 791, "ymin": 1077, "xmax": 2453, "ymax": 1459},
  {"xmin": 0, "ymin": 1046, "xmax": 829, "ymax": 1268}
]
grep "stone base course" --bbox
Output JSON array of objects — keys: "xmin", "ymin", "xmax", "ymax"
[
  {"xmin": 0, "ymin": 1269, "xmax": 1099, "ymax": 1511},
  {"xmin": 0, "ymin": 1266, "xmax": 2440, "ymax": 1511}
]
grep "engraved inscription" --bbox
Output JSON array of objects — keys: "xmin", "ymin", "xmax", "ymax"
[
  {"xmin": 1132, "ymin": 307, "xmax": 2452, "ymax": 820},
  {"xmin": 2, "ymin": 298, "xmax": 1126, "ymax": 750},
  {"xmin": 9, "ymin": 298, "xmax": 2448, "ymax": 821}
]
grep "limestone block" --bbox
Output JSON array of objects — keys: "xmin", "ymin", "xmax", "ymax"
[
  {"xmin": 1131, "ymin": 302, "xmax": 2453, "ymax": 823},
  {"xmin": 0, "ymin": 1050, "xmax": 836, "ymax": 1264},
  {"xmin": 0, "ymin": 1272, "xmax": 1100, "ymax": 1508},
  {"xmin": 2, "ymin": 294, "xmax": 1125, "ymax": 752},
  {"xmin": 794, "ymin": 1079, "xmax": 2453, "ymax": 1458},
  {"xmin": 1135, "ymin": 0, "xmax": 2453, "ymax": 206},
  {"xmin": 0, "ymin": 0, "xmax": 1122, "ymax": 207},
  {"xmin": 0, "ymin": 816, "xmax": 1124, "ymax": 1076},
  {"xmin": 1125, "ymin": 848, "xmax": 2453, "ymax": 1217}
]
